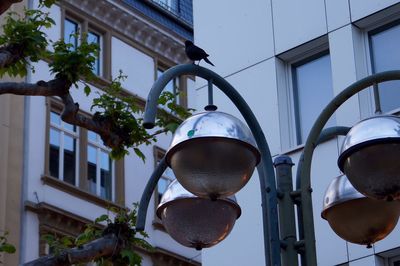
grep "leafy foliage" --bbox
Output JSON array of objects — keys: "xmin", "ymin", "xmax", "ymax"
[
  {"xmin": 0, "ymin": 231, "xmax": 16, "ymax": 264},
  {"xmin": 49, "ymin": 35, "xmax": 98, "ymax": 85},
  {"xmin": 42, "ymin": 204, "xmax": 152, "ymax": 266},
  {"xmin": 91, "ymin": 72, "xmax": 193, "ymax": 160},
  {"xmin": 0, "ymin": 8, "xmax": 54, "ymax": 77}
]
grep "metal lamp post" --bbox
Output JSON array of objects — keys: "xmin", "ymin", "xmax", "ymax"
[{"xmin": 135, "ymin": 64, "xmax": 400, "ymax": 266}]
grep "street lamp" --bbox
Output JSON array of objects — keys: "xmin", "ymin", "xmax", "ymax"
[
  {"xmin": 337, "ymin": 115, "xmax": 400, "ymax": 201},
  {"xmin": 156, "ymin": 179, "xmax": 241, "ymax": 250},
  {"xmin": 136, "ymin": 64, "xmax": 400, "ymax": 266},
  {"xmin": 321, "ymin": 175, "xmax": 400, "ymax": 248},
  {"xmin": 166, "ymin": 111, "xmax": 260, "ymax": 199}
]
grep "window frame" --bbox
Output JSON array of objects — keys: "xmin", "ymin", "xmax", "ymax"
[
  {"xmin": 44, "ymin": 99, "xmax": 124, "ymax": 207},
  {"xmin": 87, "ymin": 131, "xmax": 116, "ymax": 202},
  {"xmin": 48, "ymin": 107, "xmax": 80, "ymax": 186},
  {"xmin": 290, "ymin": 50, "xmax": 334, "ymax": 145},
  {"xmin": 364, "ymin": 19, "xmax": 400, "ymax": 115},
  {"xmin": 156, "ymin": 60, "xmax": 188, "ymax": 108},
  {"xmin": 62, "ymin": 10, "xmax": 109, "ymax": 80}
]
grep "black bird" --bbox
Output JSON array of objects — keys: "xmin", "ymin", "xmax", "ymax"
[{"xmin": 185, "ymin": 40, "xmax": 214, "ymax": 66}]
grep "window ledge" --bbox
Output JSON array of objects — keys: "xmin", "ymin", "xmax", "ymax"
[{"xmin": 41, "ymin": 175, "xmax": 124, "ymax": 210}]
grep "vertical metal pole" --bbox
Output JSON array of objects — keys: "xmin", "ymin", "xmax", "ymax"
[
  {"xmin": 274, "ymin": 155, "xmax": 298, "ymax": 266},
  {"xmin": 373, "ymin": 83, "xmax": 382, "ymax": 114},
  {"xmin": 205, "ymin": 79, "xmax": 218, "ymax": 111}
]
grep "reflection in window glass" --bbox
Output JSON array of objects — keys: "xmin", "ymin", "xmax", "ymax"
[
  {"xmin": 370, "ymin": 23, "xmax": 400, "ymax": 112},
  {"xmin": 63, "ymin": 135, "xmax": 76, "ymax": 185},
  {"xmin": 64, "ymin": 18, "xmax": 78, "ymax": 49},
  {"xmin": 49, "ymin": 128, "xmax": 60, "ymax": 178},
  {"xmin": 87, "ymin": 145, "xmax": 97, "ymax": 194},
  {"xmin": 292, "ymin": 54, "xmax": 335, "ymax": 144},
  {"xmin": 88, "ymin": 31, "xmax": 101, "ymax": 76},
  {"xmin": 100, "ymin": 151, "xmax": 112, "ymax": 200},
  {"xmin": 49, "ymin": 111, "xmax": 78, "ymax": 184},
  {"xmin": 87, "ymin": 131, "xmax": 113, "ymax": 200}
]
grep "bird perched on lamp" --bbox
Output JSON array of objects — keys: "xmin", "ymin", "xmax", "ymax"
[{"xmin": 185, "ymin": 40, "xmax": 215, "ymax": 66}]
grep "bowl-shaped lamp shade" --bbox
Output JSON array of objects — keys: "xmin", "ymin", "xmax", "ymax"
[
  {"xmin": 338, "ymin": 115, "xmax": 400, "ymax": 201},
  {"xmin": 157, "ymin": 180, "xmax": 241, "ymax": 250},
  {"xmin": 166, "ymin": 111, "xmax": 260, "ymax": 199},
  {"xmin": 322, "ymin": 175, "xmax": 400, "ymax": 246}
]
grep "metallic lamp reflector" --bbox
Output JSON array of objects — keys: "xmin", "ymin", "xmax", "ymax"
[
  {"xmin": 337, "ymin": 115, "xmax": 400, "ymax": 201},
  {"xmin": 322, "ymin": 175, "xmax": 400, "ymax": 246},
  {"xmin": 157, "ymin": 180, "xmax": 241, "ymax": 250},
  {"xmin": 166, "ymin": 111, "xmax": 260, "ymax": 199}
]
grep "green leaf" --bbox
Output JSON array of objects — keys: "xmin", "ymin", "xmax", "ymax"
[
  {"xmin": 95, "ymin": 214, "xmax": 109, "ymax": 223},
  {"xmin": 133, "ymin": 148, "xmax": 145, "ymax": 163},
  {"xmin": 84, "ymin": 85, "xmax": 91, "ymax": 96},
  {"xmin": 0, "ymin": 243, "xmax": 16, "ymax": 254}
]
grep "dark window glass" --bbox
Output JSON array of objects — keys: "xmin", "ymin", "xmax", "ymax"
[
  {"xmin": 64, "ymin": 18, "xmax": 78, "ymax": 49},
  {"xmin": 100, "ymin": 151, "xmax": 112, "ymax": 200},
  {"xmin": 87, "ymin": 145, "xmax": 97, "ymax": 194},
  {"xmin": 292, "ymin": 53, "xmax": 335, "ymax": 144},
  {"xmin": 63, "ymin": 135, "xmax": 76, "ymax": 185},
  {"xmin": 88, "ymin": 31, "xmax": 100, "ymax": 75},
  {"xmin": 49, "ymin": 128, "xmax": 60, "ymax": 178},
  {"xmin": 157, "ymin": 68, "xmax": 180, "ymax": 105},
  {"xmin": 370, "ymin": 23, "xmax": 400, "ymax": 112}
]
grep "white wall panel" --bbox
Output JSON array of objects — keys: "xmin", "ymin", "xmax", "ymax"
[
  {"xmin": 328, "ymin": 25, "xmax": 361, "ymax": 127},
  {"xmin": 325, "ymin": 0, "xmax": 351, "ymax": 32},
  {"xmin": 272, "ymin": 0, "xmax": 327, "ymax": 54},
  {"xmin": 350, "ymin": 0, "xmax": 400, "ymax": 22},
  {"xmin": 111, "ymin": 37, "xmax": 154, "ymax": 99},
  {"xmin": 349, "ymin": 255, "xmax": 376, "ymax": 266},
  {"xmin": 193, "ymin": 0, "xmax": 274, "ymax": 77}
]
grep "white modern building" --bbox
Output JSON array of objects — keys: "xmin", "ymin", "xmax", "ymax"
[
  {"xmin": 192, "ymin": 1, "xmax": 400, "ymax": 265},
  {"xmin": 0, "ymin": 0, "xmax": 200, "ymax": 265}
]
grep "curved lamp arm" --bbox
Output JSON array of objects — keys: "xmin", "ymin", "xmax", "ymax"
[
  {"xmin": 297, "ymin": 70, "xmax": 400, "ymax": 266},
  {"xmin": 140, "ymin": 63, "xmax": 281, "ymax": 266}
]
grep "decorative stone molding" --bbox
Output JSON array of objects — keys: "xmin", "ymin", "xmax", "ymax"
[{"xmin": 62, "ymin": 0, "xmax": 189, "ymax": 64}]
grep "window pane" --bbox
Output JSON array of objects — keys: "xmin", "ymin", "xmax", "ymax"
[
  {"xmin": 49, "ymin": 129, "xmax": 60, "ymax": 178},
  {"xmin": 370, "ymin": 24, "xmax": 400, "ymax": 112},
  {"xmin": 88, "ymin": 31, "xmax": 100, "ymax": 75},
  {"xmin": 100, "ymin": 151, "xmax": 112, "ymax": 200},
  {"xmin": 87, "ymin": 145, "xmax": 97, "ymax": 194},
  {"xmin": 64, "ymin": 18, "xmax": 78, "ymax": 49},
  {"xmin": 50, "ymin": 111, "xmax": 61, "ymax": 126},
  {"xmin": 293, "ymin": 54, "xmax": 334, "ymax": 144},
  {"xmin": 88, "ymin": 131, "xmax": 98, "ymax": 142},
  {"xmin": 63, "ymin": 122, "xmax": 75, "ymax": 133},
  {"xmin": 63, "ymin": 135, "xmax": 76, "ymax": 185}
]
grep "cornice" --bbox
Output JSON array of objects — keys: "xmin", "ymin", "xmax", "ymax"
[{"xmin": 62, "ymin": 0, "xmax": 188, "ymax": 64}]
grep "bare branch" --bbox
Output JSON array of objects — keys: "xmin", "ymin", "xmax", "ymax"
[
  {"xmin": 24, "ymin": 234, "xmax": 120, "ymax": 266},
  {"xmin": 0, "ymin": 79, "xmax": 69, "ymax": 96},
  {"xmin": 0, "ymin": 0, "xmax": 22, "ymax": 15}
]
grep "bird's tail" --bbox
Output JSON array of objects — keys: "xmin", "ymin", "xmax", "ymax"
[{"xmin": 204, "ymin": 57, "xmax": 215, "ymax": 66}]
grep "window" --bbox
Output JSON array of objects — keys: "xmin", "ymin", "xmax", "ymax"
[
  {"xmin": 88, "ymin": 31, "xmax": 101, "ymax": 76},
  {"xmin": 63, "ymin": 15, "xmax": 105, "ymax": 77},
  {"xmin": 49, "ymin": 111, "xmax": 79, "ymax": 186},
  {"xmin": 369, "ymin": 21, "xmax": 400, "ymax": 113},
  {"xmin": 153, "ymin": 0, "xmax": 179, "ymax": 13},
  {"xmin": 87, "ymin": 131, "xmax": 114, "ymax": 201},
  {"xmin": 291, "ymin": 52, "xmax": 335, "ymax": 145},
  {"xmin": 157, "ymin": 67, "xmax": 181, "ymax": 106},
  {"xmin": 389, "ymin": 255, "xmax": 400, "ymax": 266},
  {"xmin": 46, "ymin": 101, "xmax": 124, "ymax": 206},
  {"xmin": 64, "ymin": 18, "xmax": 79, "ymax": 49}
]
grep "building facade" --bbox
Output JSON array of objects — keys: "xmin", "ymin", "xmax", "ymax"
[
  {"xmin": 192, "ymin": 0, "xmax": 400, "ymax": 265},
  {"xmin": 0, "ymin": 0, "xmax": 200, "ymax": 265}
]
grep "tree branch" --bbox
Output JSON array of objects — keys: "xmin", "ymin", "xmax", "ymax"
[
  {"xmin": 0, "ymin": 0, "xmax": 22, "ymax": 16},
  {"xmin": 24, "ymin": 234, "xmax": 120, "ymax": 266},
  {"xmin": 0, "ymin": 44, "xmax": 24, "ymax": 69}
]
